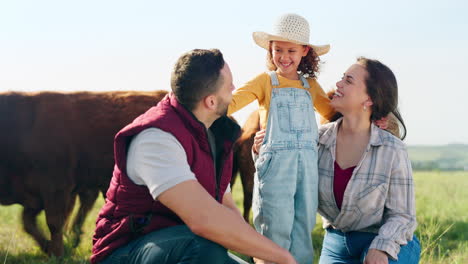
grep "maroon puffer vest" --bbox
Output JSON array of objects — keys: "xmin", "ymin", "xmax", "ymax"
[{"xmin": 90, "ymin": 93, "xmax": 240, "ymax": 263}]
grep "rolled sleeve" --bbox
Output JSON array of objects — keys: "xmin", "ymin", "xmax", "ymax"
[
  {"xmin": 369, "ymin": 147, "xmax": 417, "ymax": 260},
  {"xmin": 126, "ymin": 128, "xmax": 196, "ymax": 200}
]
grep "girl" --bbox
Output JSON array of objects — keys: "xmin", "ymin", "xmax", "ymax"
[{"xmin": 228, "ymin": 13, "xmax": 334, "ymax": 264}]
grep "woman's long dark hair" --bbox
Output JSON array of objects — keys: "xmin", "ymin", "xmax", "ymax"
[{"xmin": 358, "ymin": 57, "xmax": 407, "ymax": 140}]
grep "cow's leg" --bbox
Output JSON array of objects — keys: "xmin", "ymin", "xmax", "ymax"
[
  {"xmin": 43, "ymin": 190, "xmax": 75, "ymax": 257},
  {"xmin": 237, "ymin": 137, "xmax": 255, "ymax": 223},
  {"xmin": 22, "ymin": 207, "xmax": 49, "ymax": 253},
  {"xmin": 240, "ymin": 166, "xmax": 254, "ymax": 222},
  {"xmin": 231, "ymin": 150, "xmax": 240, "ymax": 188},
  {"xmin": 70, "ymin": 188, "xmax": 99, "ymax": 247},
  {"xmin": 100, "ymin": 184, "xmax": 108, "ymax": 199}
]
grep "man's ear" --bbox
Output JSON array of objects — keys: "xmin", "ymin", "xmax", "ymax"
[{"xmin": 203, "ymin": 95, "xmax": 216, "ymax": 110}]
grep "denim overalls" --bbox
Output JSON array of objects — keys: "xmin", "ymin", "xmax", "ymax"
[{"xmin": 253, "ymin": 71, "xmax": 319, "ymax": 264}]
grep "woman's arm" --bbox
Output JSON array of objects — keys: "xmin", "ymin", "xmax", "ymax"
[{"xmin": 368, "ymin": 146, "xmax": 417, "ymax": 260}]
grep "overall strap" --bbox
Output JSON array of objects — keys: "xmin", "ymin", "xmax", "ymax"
[
  {"xmin": 268, "ymin": 71, "xmax": 310, "ymax": 89},
  {"xmin": 268, "ymin": 71, "xmax": 280, "ymax": 87},
  {"xmin": 299, "ymin": 75, "xmax": 310, "ymax": 89}
]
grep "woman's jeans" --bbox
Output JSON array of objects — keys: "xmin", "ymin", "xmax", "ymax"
[
  {"xmin": 100, "ymin": 225, "xmax": 248, "ymax": 264},
  {"xmin": 319, "ymin": 228, "xmax": 421, "ymax": 264}
]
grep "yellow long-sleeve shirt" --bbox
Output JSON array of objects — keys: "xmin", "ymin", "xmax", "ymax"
[{"xmin": 228, "ymin": 72, "xmax": 335, "ymax": 129}]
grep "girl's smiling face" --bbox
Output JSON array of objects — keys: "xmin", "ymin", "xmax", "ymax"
[{"xmin": 271, "ymin": 41, "xmax": 309, "ymax": 80}]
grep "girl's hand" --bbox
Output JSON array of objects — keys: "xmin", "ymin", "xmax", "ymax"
[
  {"xmin": 364, "ymin": 249, "xmax": 389, "ymax": 264},
  {"xmin": 373, "ymin": 116, "xmax": 389, "ymax": 129},
  {"xmin": 374, "ymin": 113, "xmax": 401, "ymax": 138},
  {"xmin": 253, "ymin": 129, "xmax": 266, "ymax": 154}
]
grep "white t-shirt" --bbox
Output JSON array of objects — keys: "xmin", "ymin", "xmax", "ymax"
[{"xmin": 126, "ymin": 127, "xmax": 230, "ymax": 200}]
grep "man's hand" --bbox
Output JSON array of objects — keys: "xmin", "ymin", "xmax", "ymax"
[
  {"xmin": 364, "ymin": 249, "xmax": 389, "ymax": 264},
  {"xmin": 158, "ymin": 180, "xmax": 297, "ymax": 264}
]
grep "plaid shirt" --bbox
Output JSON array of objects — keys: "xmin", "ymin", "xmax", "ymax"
[{"xmin": 317, "ymin": 118, "xmax": 417, "ymax": 260}]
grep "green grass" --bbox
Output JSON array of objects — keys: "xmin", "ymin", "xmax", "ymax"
[
  {"xmin": 412, "ymin": 171, "xmax": 468, "ymax": 264},
  {"xmin": 0, "ymin": 171, "xmax": 467, "ymax": 263}
]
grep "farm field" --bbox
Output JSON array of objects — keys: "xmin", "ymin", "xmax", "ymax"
[{"xmin": 0, "ymin": 171, "xmax": 466, "ymax": 264}]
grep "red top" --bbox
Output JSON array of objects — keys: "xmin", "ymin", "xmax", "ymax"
[{"xmin": 333, "ymin": 161, "xmax": 356, "ymax": 210}]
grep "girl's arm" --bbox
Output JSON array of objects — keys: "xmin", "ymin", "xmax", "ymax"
[
  {"xmin": 368, "ymin": 146, "xmax": 417, "ymax": 260},
  {"xmin": 308, "ymin": 79, "xmax": 336, "ymax": 122},
  {"xmin": 228, "ymin": 73, "xmax": 266, "ymax": 115}
]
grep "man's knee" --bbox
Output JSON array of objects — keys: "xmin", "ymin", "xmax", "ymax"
[
  {"xmin": 126, "ymin": 226, "xmax": 231, "ymax": 263},
  {"xmin": 192, "ymin": 235, "xmax": 230, "ymax": 262}
]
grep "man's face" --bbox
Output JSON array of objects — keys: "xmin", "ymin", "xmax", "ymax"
[{"xmin": 214, "ymin": 63, "xmax": 235, "ymax": 117}]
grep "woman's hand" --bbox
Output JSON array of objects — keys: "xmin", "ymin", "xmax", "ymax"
[
  {"xmin": 253, "ymin": 129, "xmax": 266, "ymax": 154},
  {"xmin": 364, "ymin": 249, "xmax": 389, "ymax": 264}
]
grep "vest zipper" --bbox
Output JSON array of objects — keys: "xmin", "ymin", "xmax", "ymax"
[
  {"xmin": 215, "ymin": 180, "xmax": 220, "ymax": 201},
  {"xmin": 215, "ymin": 157, "xmax": 224, "ymax": 202}
]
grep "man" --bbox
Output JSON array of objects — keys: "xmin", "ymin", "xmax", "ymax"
[{"xmin": 91, "ymin": 49, "xmax": 297, "ymax": 264}]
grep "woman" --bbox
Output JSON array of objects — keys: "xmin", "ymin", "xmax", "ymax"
[{"xmin": 254, "ymin": 57, "xmax": 420, "ymax": 264}]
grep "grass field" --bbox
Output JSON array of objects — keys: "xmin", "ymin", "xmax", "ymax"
[{"xmin": 0, "ymin": 171, "xmax": 467, "ymax": 263}]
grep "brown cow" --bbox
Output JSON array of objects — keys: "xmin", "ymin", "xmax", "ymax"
[
  {"xmin": 0, "ymin": 90, "xmax": 168, "ymax": 256},
  {"xmin": 231, "ymin": 110, "xmax": 259, "ymax": 222}
]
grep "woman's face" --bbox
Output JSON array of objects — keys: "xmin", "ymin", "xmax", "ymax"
[{"xmin": 330, "ymin": 63, "xmax": 372, "ymax": 114}]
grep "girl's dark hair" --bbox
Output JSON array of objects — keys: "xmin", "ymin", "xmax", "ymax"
[
  {"xmin": 266, "ymin": 43, "xmax": 321, "ymax": 78},
  {"xmin": 358, "ymin": 57, "xmax": 407, "ymax": 140}
]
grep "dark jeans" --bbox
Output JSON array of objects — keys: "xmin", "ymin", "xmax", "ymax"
[
  {"xmin": 319, "ymin": 228, "xmax": 421, "ymax": 264},
  {"xmin": 101, "ymin": 225, "xmax": 248, "ymax": 264}
]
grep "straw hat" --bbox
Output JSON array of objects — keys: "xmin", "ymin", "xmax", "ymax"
[{"xmin": 253, "ymin": 13, "xmax": 330, "ymax": 56}]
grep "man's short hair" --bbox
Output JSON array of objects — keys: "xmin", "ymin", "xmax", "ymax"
[{"xmin": 171, "ymin": 49, "xmax": 225, "ymax": 111}]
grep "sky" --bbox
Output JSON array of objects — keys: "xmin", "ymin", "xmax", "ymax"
[{"xmin": 1, "ymin": 0, "xmax": 467, "ymax": 145}]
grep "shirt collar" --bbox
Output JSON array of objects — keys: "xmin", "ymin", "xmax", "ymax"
[{"xmin": 319, "ymin": 117, "xmax": 385, "ymax": 148}]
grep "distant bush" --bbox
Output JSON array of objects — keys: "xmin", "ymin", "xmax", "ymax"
[
  {"xmin": 408, "ymin": 145, "xmax": 468, "ymax": 171},
  {"xmin": 411, "ymin": 160, "xmax": 465, "ymax": 171}
]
